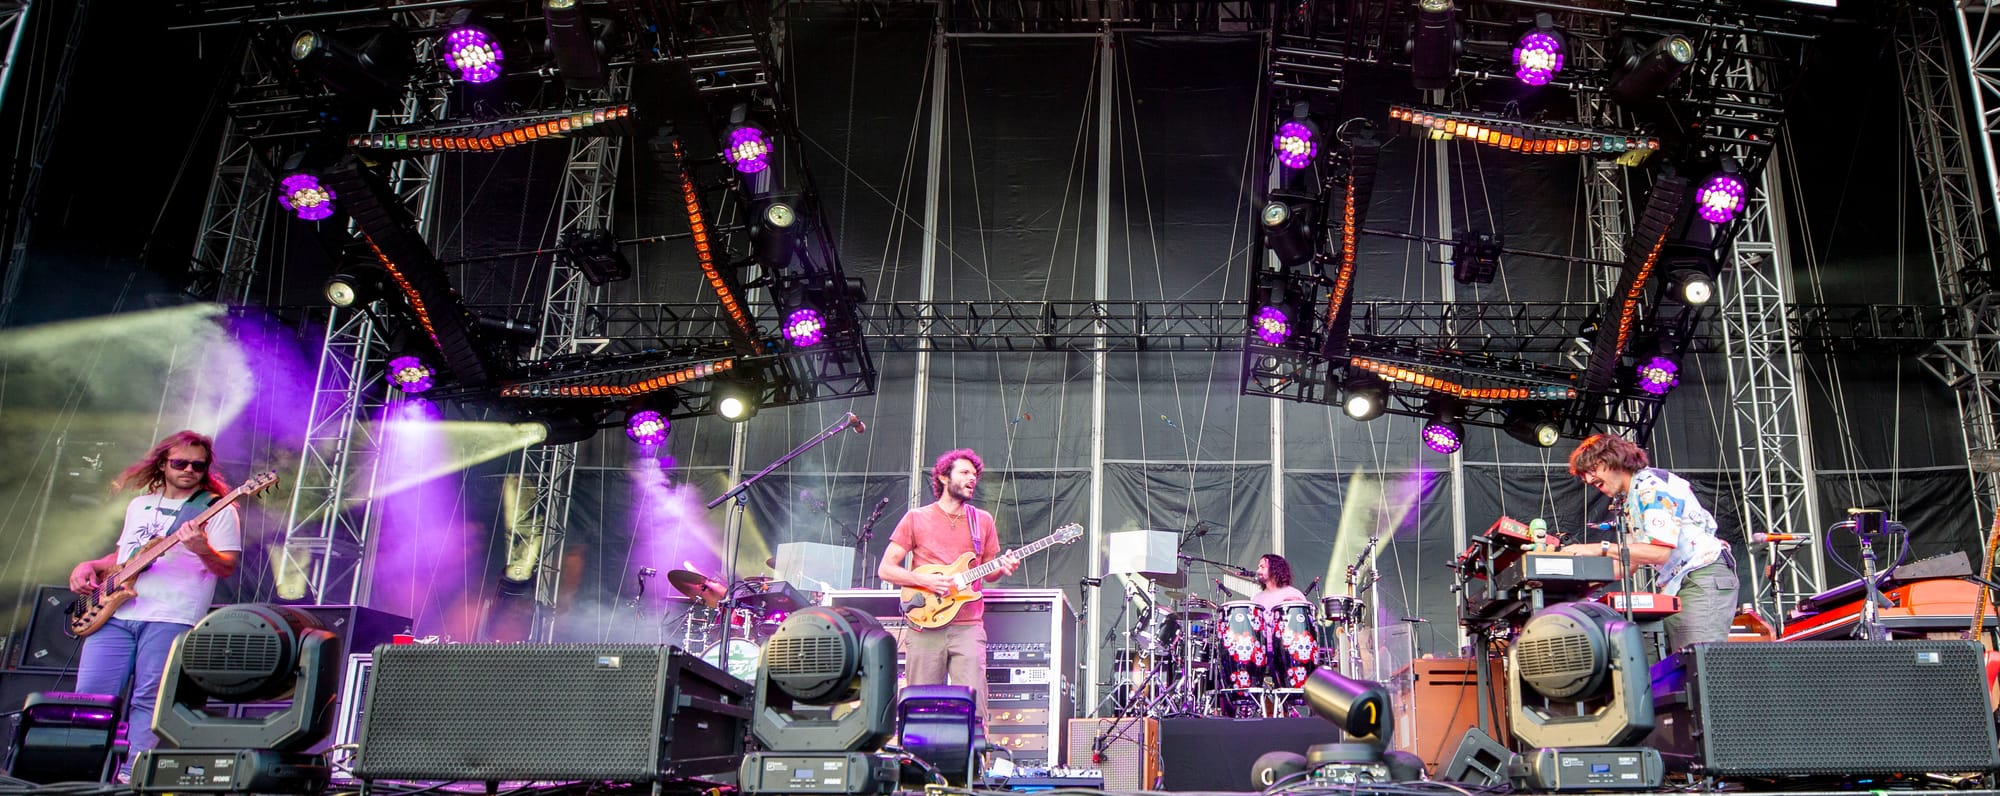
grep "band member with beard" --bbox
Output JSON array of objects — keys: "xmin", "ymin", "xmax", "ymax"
[
  {"xmin": 1251, "ymin": 553, "xmax": 1307, "ymax": 611},
  {"xmin": 878, "ymin": 449, "xmax": 1020, "ymax": 719},
  {"xmin": 68, "ymin": 430, "xmax": 241, "ymax": 780}
]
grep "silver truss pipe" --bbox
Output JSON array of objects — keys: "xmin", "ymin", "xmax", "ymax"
[{"xmin": 520, "ymin": 70, "xmax": 630, "ymax": 640}]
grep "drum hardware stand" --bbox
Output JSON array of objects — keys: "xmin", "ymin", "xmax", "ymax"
[
  {"xmin": 1345, "ymin": 537, "xmax": 1381, "ymax": 679},
  {"xmin": 1847, "ymin": 508, "xmax": 1892, "ymax": 640},
  {"xmin": 705, "ymin": 412, "xmax": 866, "ymax": 677}
]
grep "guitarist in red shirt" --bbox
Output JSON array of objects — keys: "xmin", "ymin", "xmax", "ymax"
[
  {"xmin": 66, "ymin": 430, "xmax": 242, "ymax": 779},
  {"xmin": 879, "ymin": 449, "xmax": 1019, "ymax": 719}
]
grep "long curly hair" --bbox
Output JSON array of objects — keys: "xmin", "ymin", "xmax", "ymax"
[
  {"xmin": 1260, "ymin": 554, "xmax": 1294, "ymax": 588},
  {"xmin": 1567, "ymin": 433, "xmax": 1650, "ymax": 479},
  {"xmin": 930, "ymin": 448, "xmax": 984, "ymax": 499},
  {"xmin": 111, "ymin": 430, "xmax": 231, "ymax": 496}
]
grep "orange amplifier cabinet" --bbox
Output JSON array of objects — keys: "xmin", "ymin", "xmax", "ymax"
[{"xmin": 1065, "ymin": 717, "xmax": 1160, "ymax": 790}]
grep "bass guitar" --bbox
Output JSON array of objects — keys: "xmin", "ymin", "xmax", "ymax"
[
  {"xmin": 65, "ymin": 471, "xmax": 280, "ymax": 638},
  {"xmin": 900, "ymin": 522, "xmax": 1083, "ymax": 629}
]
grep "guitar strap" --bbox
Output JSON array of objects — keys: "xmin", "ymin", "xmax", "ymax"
[
  {"xmin": 156, "ymin": 491, "xmax": 219, "ymax": 541},
  {"xmin": 968, "ymin": 506, "xmax": 983, "ymax": 557}
]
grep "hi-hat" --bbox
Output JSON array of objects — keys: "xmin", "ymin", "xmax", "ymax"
[{"xmin": 667, "ymin": 569, "xmax": 726, "ymax": 608}]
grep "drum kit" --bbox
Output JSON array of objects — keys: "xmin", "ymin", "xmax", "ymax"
[
  {"xmin": 657, "ymin": 567, "xmax": 809, "ymax": 682},
  {"xmin": 1111, "ymin": 590, "xmax": 1371, "ymax": 719}
]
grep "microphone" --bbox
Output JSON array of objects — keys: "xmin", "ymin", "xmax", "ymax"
[
  {"xmin": 1304, "ymin": 576, "xmax": 1320, "ymax": 596},
  {"xmin": 638, "ymin": 567, "xmax": 657, "ymax": 576},
  {"xmin": 1080, "ymin": 576, "xmax": 1103, "ymax": 588},
  {"xmin": 1232, "ymin": 566, "xmax": 1256, "ymax": 578},
  {"xmin": 1586, "ymin": 521, "xmax": 1618, "ymax": 532},
  {"xmin": 1752, "ymin": 532, "xmax": 1809, "ymax": 544},
  {"xmin": 846, "ymin": 412, "xmax": 867, "ymax": 434}
]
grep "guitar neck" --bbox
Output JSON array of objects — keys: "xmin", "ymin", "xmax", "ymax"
[{"xmin": 961, "ymin": 529, "xmax": 1063, "ymax": 582}]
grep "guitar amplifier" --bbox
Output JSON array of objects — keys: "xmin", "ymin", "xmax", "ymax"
[
  {"xmin": 14, "ymin": 586, "xmax": 83, "ymax": 671},
  {"xmin": 1065, "ymin": 717, "xmax": 1159, "ymax": 790}
]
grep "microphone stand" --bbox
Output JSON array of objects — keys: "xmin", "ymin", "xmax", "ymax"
[
  {"xmin": 854, "ymin": 499, "xmax": 891, "ymax": 588},
  {"xmin": 705, "ymin": 413, "xmax": 864, "ymax": 678}
]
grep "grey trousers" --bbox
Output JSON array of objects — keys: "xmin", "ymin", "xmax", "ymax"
[
  {"xmin": 902, "ymin": 621, "xmax": 990, "ymax": 718},
  {"xmin": 1665, "ymin": 562, "xmax": 1739, "ymax": 653}
]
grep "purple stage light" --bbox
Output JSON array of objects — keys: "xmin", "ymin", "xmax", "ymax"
[
  {"xmin": 443, "ymin": 26, "xmax": 504, "ymax": 84},
  {"xmin": 278, "ymin": 174, "xmax": 337, "ymax": 221},
  {"xmin": 1514, "ymin": 30, "xmax": 1565, "ymax": 87},
  {"xmin": 1637, "ymin": 356, "xmax": 1680, "ymax": 395},
  {"xmin": 386, "ymin": 355, "xmax": 435, "ymax": 394},
  {"xmin": 1252, "ymin": 305, "xmax": 1292, "ymax": 346},
  {"xmin": 1421, "ymin": 420, "xmax": 1462, "ymax": 455},
  {"xmin": 783, "ymin": 307, "xmax": 826, "ymax": 347},
  {"xmin": 1696, "ymin": 172, "xmax": 1747, "ymax": 223},
  {"xmin": 724, "ymin": 126, "xmax": 773, "ymax": 174},
  {"xmin": 1272, "ymin": 121, "xmax": 1316, "ymax": 170},
  {"xmin": 626, "ymin": 410, "xmax": 670, "ymax": 446}
]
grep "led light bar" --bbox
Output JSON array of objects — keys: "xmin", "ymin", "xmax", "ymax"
[
  {"xmin": 1348, "ymin": 356, "xmax": 1576, "ymax": 401},
  {"xmin": 348, "ymin": 104, "xmax": 635, "ymax": 153},
  {"xmin": 673, "ymin": 139, "xmax": 758, "ymax": 344},
  {"xmin": 1388, "ymin": 106, "xmax": 1660, "ymax": 157},
  {"xmin": 500, "ymin": 357, "xmax": 736, "ymax": 399}
]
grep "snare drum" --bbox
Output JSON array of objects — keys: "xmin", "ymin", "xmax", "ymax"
[
  {"xmin": 1215, "ymin": 601, "xmax": 1269, "ymax": 689},
  {"xmin": 1270, "ymin": 600, "xmax": 1319, "ymax": 687}
]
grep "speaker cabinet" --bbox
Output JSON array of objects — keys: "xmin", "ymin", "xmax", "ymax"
[
  {"xmin": 353, "ymin": 644, "xmax": 751, "ymax": 782},
  {"xmin": 1647, "ymin": 640, "xmax": 2000, "ymax": 776},
  {"xmin": 1158, "ymin": 717, "xmax": 1342, "ymax": 791},
  {"xmin": 16, "ymin": 587, "xmax": 82, "ymax": 671},
  {"xmin": 1065, "ymin": 717, "xmax": 1159, "ymax": 789}
]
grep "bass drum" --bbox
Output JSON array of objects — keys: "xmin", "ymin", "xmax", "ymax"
[{"xmin": 700, "ymin": 639, "xmax": 762, "ymax": 683}]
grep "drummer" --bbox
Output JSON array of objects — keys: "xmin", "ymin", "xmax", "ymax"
[{"xmin": 1251, "ymin": 554, "xmax": 1307, "ymax": 611}]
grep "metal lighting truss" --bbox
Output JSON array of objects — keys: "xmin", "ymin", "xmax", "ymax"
[
  {"xmin": 567, "ymin": 299, "xmax": 1945, "ymax": 356},
  {"xmin": 518, "ymin": 71, "xmax": 631, "ymax": 641},
  {"xmin": 185, "ymin": 46, "xmax": 277, "ymax": 305},
  {"xmin": 282, "ymin": 21, "xmax": 450, "ymax": 606},
  {"xmin": 1712, "ymin": 29, "xmax": 1822, "ymax": 618},
  {"xmin": 1925, "ymin": 5, "xmax": 2000, "ymax": 525}
]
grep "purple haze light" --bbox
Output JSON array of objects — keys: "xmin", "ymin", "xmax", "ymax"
[
  {"xmin": 1514, "ymin": 31, "xmax": 1565, "ymax": 87},
  {"xmin": 626, "ymin": 410, "xmax": 670, "ymax": 446},
  {"xmin": 1637, "ymin": 356, "xmax": 1680, "ymax": 395},
  {"xmin": 1696, "ymin": 172, "xmax": 1747, "ymax": 223},
  {"xmin": 1272, "ymin": 121, "xmax": 1316, "ymax": 170},
  {"xmin": 1421, "ymin": 420, "xmax": 1463, "ymax": 455},
  {"xmin": 443, "ymin": 26, "xmax": 504, "ymax": 84},
  {"xmin": 783, "ymin": 307, "xmax": 826, "ymax": 347},
  {"xmin": 1252, "ymin": 305, "xmax": 1292, "ymax": 346},
  {"xmin": 386, "ymin": 355, "xmax": 435, "ymax": 394},
  {"xmin": 278, "ymin": 174, "xmax": 336, "ymax": 221},
  {"xmin": 723, "ymin": 126, "xmax": 773, "ymax": 174}
]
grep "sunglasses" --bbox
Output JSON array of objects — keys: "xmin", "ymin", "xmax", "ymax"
[{"xmin": 166, "ymin": 458, "xmax": 210, "ymax": 473}]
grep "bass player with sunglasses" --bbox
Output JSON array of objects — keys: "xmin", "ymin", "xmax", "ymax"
[{"xmin": 66, "ymin": 430, "xmax": 242, "ymax": 780}]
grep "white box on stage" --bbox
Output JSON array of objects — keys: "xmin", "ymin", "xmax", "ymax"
[
  {"xmin": 1106, "ymin": 530, "xmax": 1182, "ymax": 587},
  {"xmin": 775, "ymin": 541, "xmax": 854, "ymax": 592}
]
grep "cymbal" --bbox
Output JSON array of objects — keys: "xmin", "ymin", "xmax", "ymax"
[{"xmin": 667, "ymin": 569, "xmax": 726, "ymax": 608}]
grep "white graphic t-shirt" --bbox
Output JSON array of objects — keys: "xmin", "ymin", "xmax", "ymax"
[{"xmin": 113, "ymin": 493, "xmax": 243, "ymax": 626}]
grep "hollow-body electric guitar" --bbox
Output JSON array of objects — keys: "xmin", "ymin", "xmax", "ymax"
[
  {"xmin": 65, "ymin": 471, "xmax": 279, "ymax": 638},
  {"xmin": 899, "ymin": 523, "xmax": 1083, "ymax": 629}
]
